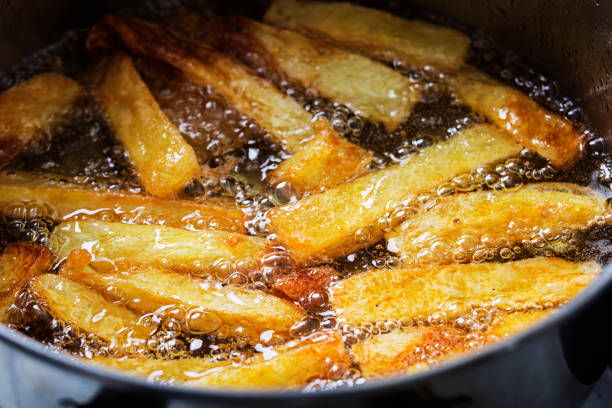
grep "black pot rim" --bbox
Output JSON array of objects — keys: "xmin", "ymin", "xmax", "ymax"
[{"xmin": 1, "ymin": 260, "xmax": 611, "ymax": 404}]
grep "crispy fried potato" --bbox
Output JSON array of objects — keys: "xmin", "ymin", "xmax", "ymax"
[
  {"xmin": 185, "ymin": 331, "xmax": 351, "ymax": 388},
  {"xmin": 91, "ymin": 355, "xmax": 232, "ymax": 382},
  {"xmin": 0, "ymin": 243, "xmax": 51, "ymax": 322},
  {"xmin": 93, "ymin": 52, "xmax": 200, "ymax": 198},
  {"xmin": 60, "ymin": 249, "xmax": 306, "ymax": 344},
  {"xmin": 268, "ymin": 118, "xmax": 373, "ymax": 196},
  {"xmin": 0, "ymin": 73, "xmax": 87, "ymax": 168},
  {"xmin": 264, "ymin": 0, "xmax": 469, "ymax": 71},
  {"xmin": 88, "ymin": 15, "xmax": 316, "ymax": 153},
  {"xmin": 386, "ymin": 183, "xmax": 608, "ymax": 263},
  {"xmin": 331, "ymin": 258, "xmax": 598, "ymax": 327},
  {"xmin": 352, "ymin": 310, "xmax": 549, "ymax": 377},
  {"xmin": 175, "ymin": 14, "xmax": 420, "ymax": 130},
  {"xmin": 0, "ymin": 170, "xmax": 246, "ymax": 233},
  {"xmin": 268, "ymin": 124, "xmax": 522, "ymax": 265},
  {"xmin": 49, "ymin": 220, "xmax": 268, "ymax": 279},
  {"xmin": 28, "ymin": 274, "xmax": 149, "ymax": 344},
  {"xmin": 451, "ymin": 67, "xmax": 582, "ymax": 168},
  {"xmin": 271, "ymin": 265, "xmax": 337, "ymax": 307}
]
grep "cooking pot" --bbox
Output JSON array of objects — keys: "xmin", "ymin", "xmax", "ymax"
[{"xmin": 0, "ymin": 1, "xmax": 611, "ymax": 407}]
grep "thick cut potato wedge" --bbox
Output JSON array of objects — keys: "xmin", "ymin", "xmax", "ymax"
[
  {"xmin": 268, "ymin": 124, "xmax": 522, "ymax": 265},
  {"xmin": 0, "ymin": 243, "xmax": 51, "ymax": 323},
  {"xmin": 186, "ymin": 331, "xmax": 350, "ymax": 388},
  {"xmin": 0, "ymin": 170, "xmax": 246, "ymax": 233},
  {"xmin": 264, "ymin": 0, "xmax": 469, "ymax": 71},
  {"xmin": 88, "ymin": 15, "xmax": 316, "ymax": 153},
  {"xmin": 28, "ymin": 274, "xmax": 149, "ymax": 345},
  {"xmin": 451, "ymin": 68, "xmax": 582, "ymax": 168},
  {"xmin": 0, "ymin": 73, "xmax": 87, "ymax": 168},
  {"xmin": 386, "ymin": 183, "xmax": 608, "ymax": 263},
  {"xmin": 49, "ymin": 220, "xmax": 268, "ymax": 279},
  {"xmin": 331, "ymin": 258, "xmax": 598, "ymax": 327},
  {"xmin": 268, "ymin": 118, "xmax": 373, "ymax": 196},
  {"xmin": 93, "ymin": 52, "xmax": 200, "ymax": 198},
  {"xmin": 60, "ymin": 249, "xmax": 306, "ymax": 344},
  {"xmin": 175, "ymin": 14, "xmax": 420, "ymax": 130},
  {"xmin": 352, "ymin": 310, "xmax": 549, "ymax": 377}
]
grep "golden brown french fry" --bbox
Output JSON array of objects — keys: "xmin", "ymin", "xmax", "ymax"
[
  {"xmin": 88, "ymin": 15, "xmax": 316, "ymax": 153},
  {"xmin": 264, "ymin": 0, "xmax": 470, "ymax": 71},
  {"xmin": 186, "ymin": 331, "xmax": 351, "ymax": 388},
  {"xmin": 0, "ymin": 170, "xmax": 246, "ymax": 233},
  {"xmin": 175, "ymin": 14, "xmax": 420, "ymax": 130},
  {"xmin": 268, "ymin": 124, "xmax": 522, "ymax": 265},
  {"xmin": 386, "ymin": 183, "xmax": 608, "ymax": 263},
  {"xmin": 91, "ymin": 355, "xmax": 232, "ymax": 382},
  {"xmin": 0, "ymin": 243, "xmax": 52, "ymax": 323},
  {"xmin": 331, "ymin": 258, "xmax": 598, "ymax": 327},
  {"xmin": 268, "ymin": 118, "xmax": 373, "ymax": 196},
  {"xmin": 28, "ymin": 274, "xmax": 150, "ymax": 345},
  {"xmin": 60, "ymin": 249, "xmax": 306, "ymax": 344},
  {"xmin": 49, "ymin": 220, "xmax": 268, "ymax": 278},
  {"xmin": 0, "ymin": 73, "xmax": 87, "ymax": 168},
  {"xmin": 352, "ymin": 310, "xmax": 549, "ymax": 377},
  {"xmin": 451, "ymin": 67, "xmax": 582, "ymax": 168},
  {"xmin": 93, "ymin": 52, "xmax": 200, "ymax": 198}
]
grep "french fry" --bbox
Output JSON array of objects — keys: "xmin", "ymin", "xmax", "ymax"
[
  {"xmin": 185, "ymin": 331, "xmax": 351, "ymax": 388},
  {"xmin": 331, "ymin": 258, "xmax": 598, "ymax": 327},
  {"xmin": 352, "ymin": 310, "xmax": 549, "ymax": 377},
  {"xmin": 0, "ymin": 243, "xmax": 51, "ymax": 323},
  {"xmin": 268, "ymin": 118, "xmax": 373, "ymax": 196},
  {"xmin": 174, "ymin": 14, "xmax": 420, "ymax": 130},
  {"xmin": 451, "ymin": 67, "xmax": 583, "ymax": 168},
  {"xmin": 386, "ymin": 183, "xmax": 608, "ymax": 263},
  {"xmin": 264, "ymin": 0, "xmax": 470, "ymax": 71},
  {"xmin": 0, "ymin": 73, "xmax": 87, "ymax": 168},
  {"xmin": 60, "ymin": 249, "xmax": 306, "ymax": 344},
  {"xmin": 28, "ymin": 274, "xmax": 149, "ymax": 345},
  {"xmin": 49, "ymin": 220, "xmax": 268, "ymax": 279},
  {"xmin": 268, "ymin": 124, "xmax": 522, "ymax": 265},
  {"xmin": 93, "ymin": 52, "xmax": 200, "ymax": 198},
  {"xmin": 0, "ymin": 170, "xmax": 246, "ymax": 233},
  {"xmin": 87, "ymin": 15, "xmax": 316, "ymax": 153}
]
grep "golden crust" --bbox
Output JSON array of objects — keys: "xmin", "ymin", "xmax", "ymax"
[
  {"xmin": 49, "ymin": 220, "xmax": 268, "ymax": 279},
  {"xmin": 0, "ymin": 73, "xmax": 86, "ymax": 168},
  {"xmin": 451, "ymin": 67, "xmax": 583, "ymax": 168},
  {"xmin": 60, "ymin": 249, "xmax": 306, "ymax": 344},
  {"xmin": 0, "ymin": 170, "xmax": 246, "ymax": 233},
  {"xmin": 93, "ymin": 52, "xmax": 200, "ymax": 198},
  {"xmin": 268, "ymin": 124, "xmax": 521, "ymax": 265},
  {"xmin": 271, "ymin": 265, "xmax": 337, "ymax": 308},
  {"xmin": 386, "ymin": 183, "xmax": 607, "ymax": 263},
  {"xmin": 264, "ymin": 0, "xmax": 469, "ymax": 70},
  {"xmin": 331, "ymin": 258, "xmax": 598, "ymax": 327},
  {"xmin": 87, "ymin": 15, "xmax": 315, "ymax": 153}
]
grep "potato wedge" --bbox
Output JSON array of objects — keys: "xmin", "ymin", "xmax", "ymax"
[
  {"xmin": 28, "ymin": 274, "xmax": 149, "ymax": 345},
  {"xmin": 264, "ymin": 0, "xmax": 470, "ymax": 71},
  {"xmin": 175, "ymin": 14, "xmax": 420, "ymax": 130},
  {"xmin": 0, "ymin": 243, "xmax": 51, "ymax": 323},
  {"xmin": 186, "ymin": 331, "xmax": 350, "ymax": 388},
  {"xmin": 268, "ymin": 124, "xmax": 522, "ymax": 265},
  {"xmin": 268, "ymin": 118, "xmax": 373, "ymax": 196},
  {"xmin": 386, "ymin": 183, "xmax": 608, "ymax": 263},
  {"xmin": 93, "ymin": 52, "xmax": 200, "ymax": 198},
  {"xmin": 451, "ymin": 67, "xmax": 582, "ymax": 168},
  {"xmin": 49, "ymin": 220, "xmax": 268, "ymax": 279},
  {"xmin": 352, "ymin": 310, "xmax": 549, "ymax": 377},
  {"xmin": 0, "ymin": 170, "xmax": 246, "ymax": 233},
  {"xmin": 0, "ymin": 73, "xmax": 87, "ymax": 168},
  {"xmin": 60, "ymin": 249, "xmax": 306, "ymax": 344},
  {"xmin": 88, "ymin": 15, "xmax": 316, "ymax": 153},
  {"xmin": 331, "ymin": 258, "xmax": 598, "ymax": 327}
]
